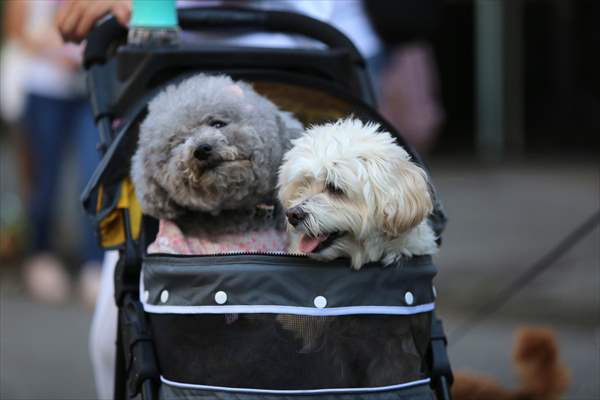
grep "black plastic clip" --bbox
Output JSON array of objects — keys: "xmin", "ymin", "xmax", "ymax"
[
  {"xmin": 114, "ymin": 209, "xmax": 142, "ymax": 307},
  {"xmin": 429, "ymin": 315, "xmax": 454, "ymax": 400},
  {"xmin": 120, "ymin": 293, "xmax": 159, "ymax": 398}
]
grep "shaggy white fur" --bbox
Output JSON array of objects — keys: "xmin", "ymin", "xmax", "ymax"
[{"xmin": 278, "ymin": 118, "xmax": 437, "ymax": 269}]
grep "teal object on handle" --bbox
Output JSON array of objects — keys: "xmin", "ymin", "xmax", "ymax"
[{"xmin": 130, "ymin": 0, "xmax": 178, "ymax": 28}]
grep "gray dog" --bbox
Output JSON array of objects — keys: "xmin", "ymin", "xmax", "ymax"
[{"xmin": 131, "ymin": 74, "xmax": 302, "ymax": 245}]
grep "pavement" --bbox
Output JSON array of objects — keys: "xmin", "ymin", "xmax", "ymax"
[
  {"xmin": 431, "ymin": 158, "xmax": 599, "ymax": 400},
  {"xmin": 1, "ymin": 156, "xmax": 598, "ymax": 399},
  {"xmin": 0, "ymin": 281, "xmax": 96, "ymax": 400}
]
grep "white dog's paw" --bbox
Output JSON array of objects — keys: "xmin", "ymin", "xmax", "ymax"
[
  {"xmin": 382, "ymin": 253, "xmax": 402, "ymax": 267},
  {"xmin": 398, "ymin": 221, "xmax": 438, "ymax": 257}
]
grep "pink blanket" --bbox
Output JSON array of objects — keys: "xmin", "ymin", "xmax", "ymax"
[{"xmin": 147, "ymin": 219, "xmax": 288, "ymax": 255}]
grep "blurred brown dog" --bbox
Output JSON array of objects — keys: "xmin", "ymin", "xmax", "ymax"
[{"xmin": 452, "ymin": 328, "xmax": 569, "ymax": 400}]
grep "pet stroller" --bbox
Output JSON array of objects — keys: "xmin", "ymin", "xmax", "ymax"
[{"xmin": 82, "ymin": 7, "xmax": 453, "ymax": 400}]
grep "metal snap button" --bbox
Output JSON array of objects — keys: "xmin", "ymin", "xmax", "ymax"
[
  {"xmin": 404, "ymin": 291, "xmax": 414, "ymax": 305},
  {"xmin": 313, "ymin": 296, "xmax": 327, "ymax": 309},
  {"xmin": 160, "ymin": 290, "xmax": 169, "ymax": 303},
  {"xmin": 214, "ymin": 291, "xmax": 228, "ymax": 305}
]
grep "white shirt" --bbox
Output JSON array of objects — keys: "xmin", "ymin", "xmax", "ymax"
[
  {"xmin": 178, "ymin": 0, "xmax": 382, "ymax": 58},
  {"xmin": 23, "ymin": 0, "xmax": 86, "ymax": 98}
]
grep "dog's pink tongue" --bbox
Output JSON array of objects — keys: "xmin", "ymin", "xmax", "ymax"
[{"xmin": 299, "ymin": 234, "xmax": 328, "ymax": 253}]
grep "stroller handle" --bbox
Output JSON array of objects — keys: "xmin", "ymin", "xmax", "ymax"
[{"xmin": 84, "ymin": 7, "xmax": 363, "ymax": 69}]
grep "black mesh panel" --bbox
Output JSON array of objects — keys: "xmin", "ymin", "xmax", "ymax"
[{"xmin": 151, "ymin": 312, "xmax": 431, "ymax": 390}]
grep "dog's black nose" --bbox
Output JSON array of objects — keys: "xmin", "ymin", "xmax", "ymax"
[
  {"xmin": 286, "ymin": 206, "xmax": 307, "ymax": 227},
  {"xmin": 193, "ymin": 144, "xmax": 212, "ymax": 160}
]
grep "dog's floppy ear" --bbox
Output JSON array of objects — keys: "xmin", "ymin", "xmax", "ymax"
[
  {"xmin": 375, "ymin": 155, "xmax": 433, "ymax": 237},
  {"xmin": 131, "ymin": 152, "xmax": 185, "ymax": 221},
  {"xmin": 138, "ymin": 178, "xmax": 186, "ymax": 220},
  {"xmin": 276, "ymin": 112, "xmax": 303, "ymax": 150}
]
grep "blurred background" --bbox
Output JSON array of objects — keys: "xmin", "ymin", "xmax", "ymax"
[{"xmin": 0, "ymin": 0, "xmax": 598, "ymax": 399}]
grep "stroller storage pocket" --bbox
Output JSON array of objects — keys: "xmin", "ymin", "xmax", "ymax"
[{"xmin": 142, "ymin": 254, "xmax": 437, "ymax": 399}]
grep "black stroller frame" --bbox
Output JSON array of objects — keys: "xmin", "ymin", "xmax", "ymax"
[{"xmin": 82, "ymin": 8, "xmax": 453, "ymax": 400}]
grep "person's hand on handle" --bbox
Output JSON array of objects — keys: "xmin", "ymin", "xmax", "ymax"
[{"xmin": 56, "ymin": 0, "xmax": 132, "ymax": 43}]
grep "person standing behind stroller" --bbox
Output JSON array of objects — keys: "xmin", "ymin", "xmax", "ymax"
[
  {"xmin": 4, "ymin": 0, "xmax": 104, "ymax": 306},
  {"xmin": 364, "ymin": 0, "xmax": 445, "ymax": 154}
]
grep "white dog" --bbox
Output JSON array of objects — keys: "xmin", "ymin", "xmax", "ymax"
[{"xmin": 277, "ymin": 118, "xmax": 438, "ymax": 269}]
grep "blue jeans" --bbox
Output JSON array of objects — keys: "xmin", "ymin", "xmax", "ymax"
[{"xmin": 23, "ymin": 93, "xmax": 103, "ymax": 265}]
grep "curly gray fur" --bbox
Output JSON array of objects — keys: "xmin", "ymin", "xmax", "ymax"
[{"xmin": 131, "ymin": 74, "xmax": 302, "ymax": 236}]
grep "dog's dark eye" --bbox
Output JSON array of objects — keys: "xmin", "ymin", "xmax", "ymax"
[
  {"xmin": 208, "ymin": 120, "xmax": 228, "ymax": 129},
  {"xmin": 326, "ymin": 182, "xmax": 345, "ymax": 196}
]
